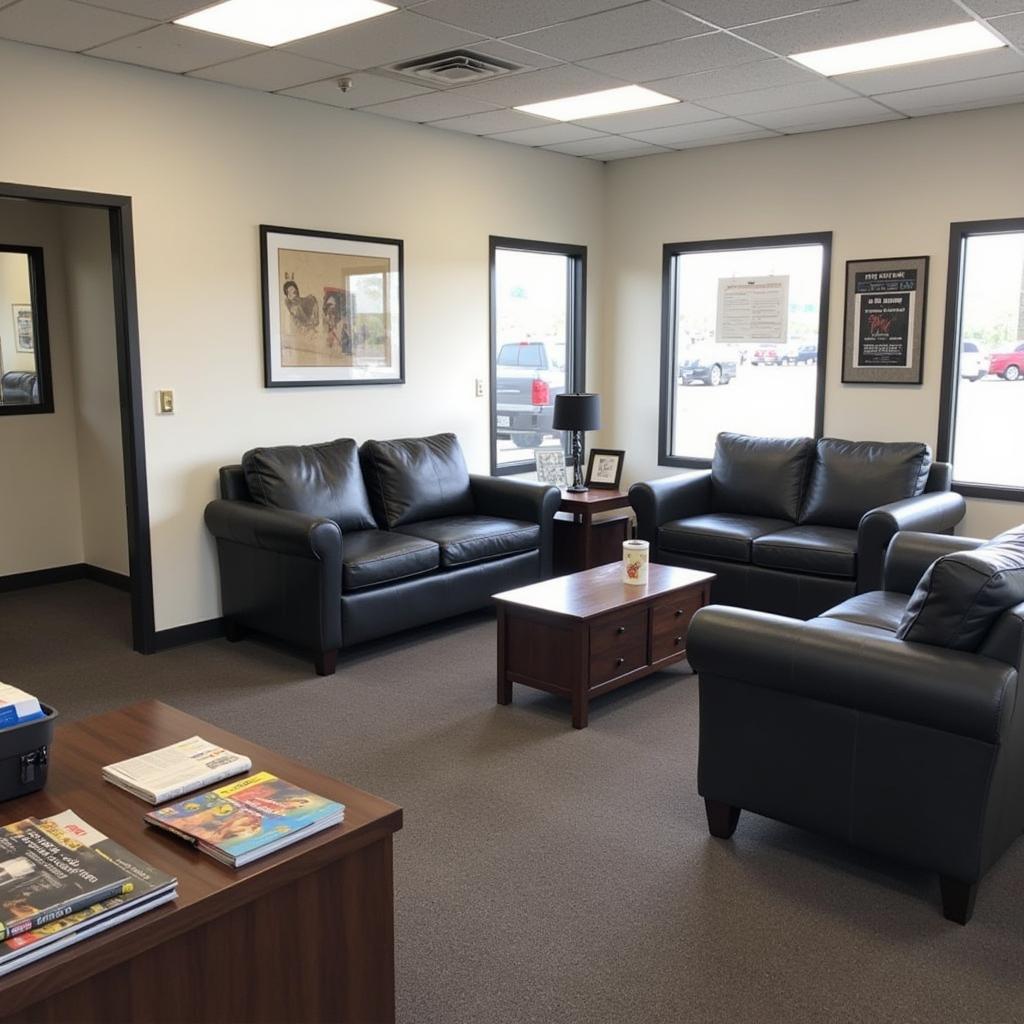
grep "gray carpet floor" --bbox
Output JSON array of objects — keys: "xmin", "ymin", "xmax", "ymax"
[{"xmin": 3, "ymin": 581, "xmax": 1024, "ymax": 1023}]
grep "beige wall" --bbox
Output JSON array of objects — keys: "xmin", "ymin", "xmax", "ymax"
[
  {"xmin": 61, "ymin": 205, "xmax": 129, "ymax": 576},
  {"xmin": 0, "ymin": 40, "xmax": 605, "ymax": 630},
  {"xmin": 601, "ymin": 103, "xmax": 1024, "ymax": 539},
  {"xmin": 0, "ymin": 199, "xmax": 85, "ymax": 572}
]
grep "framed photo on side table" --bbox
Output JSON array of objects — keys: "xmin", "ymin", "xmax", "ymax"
[
  {"xmin": 534, "ymin": 449, "xmax": 568, "ymax": 487},
  {"xmin": 260, "ymin": 225, "xmax": 404, "ymax": 387},
  {"xmin": 585, "ymin": 449, "xmax": 625, "ymax": 490},
  {"xmin": 842, "ymin": 256, "xmax": 928, "ymax": 384}
]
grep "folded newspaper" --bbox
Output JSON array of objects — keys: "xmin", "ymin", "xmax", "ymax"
[{"xmin": 102, "ymin": 736, "xmax": 252, "ymax": 804}]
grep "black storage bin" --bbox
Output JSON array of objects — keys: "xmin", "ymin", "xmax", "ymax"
[{"xmin": 0, "ymin": 704, "xmax": 56, "ymax": 802}]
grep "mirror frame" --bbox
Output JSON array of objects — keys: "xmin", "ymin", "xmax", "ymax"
[{"xmin": 0, "ymin": 244, "xmax": 53, "ymax": 416}]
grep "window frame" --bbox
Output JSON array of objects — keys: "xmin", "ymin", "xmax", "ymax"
[
  {"xmin": 658, "ymin": 231, "xmax": 832, "ymax": 468},
  {"xmin": 488, "ymin": 235, "xmax": 587, "ymax": 477},
  {"xmin": 937, "ymin": 217, "xmax": 1024, "ymax": 503},
  {"xmin": 0, "ymin": 243, "xmax": 54, "ymax": 416}
]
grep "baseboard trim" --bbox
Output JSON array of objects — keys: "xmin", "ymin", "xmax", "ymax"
[
  {"xmin": 152, "ymin": 617, "xmax": 225, "ymax": 651},
  {"xmin": 0, "ymin": 563, "xmax": 131, "ymax": 594},
  {"xmin": 83, "ymin": 564, "xmax": 132, "ymax": 592}
]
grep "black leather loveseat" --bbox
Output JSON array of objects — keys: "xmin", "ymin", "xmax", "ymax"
[
  {"xmin": 1, "ymin": 371, "xmax": 38, "ymax": 404},
  {"xmin": 204, "ymin": 433, "xmax": 560, "ymax": 674},
  {"xmin": 689, "ymin": 527, "xmax": 1024, "ymax": 923},
  {"xmin": 630, "ymin": 432, "xmax": 966, "ymax": 619}
]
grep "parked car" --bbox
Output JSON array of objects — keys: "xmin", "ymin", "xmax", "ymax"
[
  {"xmin": 988, "ymin": 342, "xmax": 1024, "ymax": 381},
  {"xmin": 794, "ymin": 344, "xmax": 818, "ymax": 365},
  {"xmin": 750, "ymin": 344, "xmax": 796, "ymax": 366},
  {"xmin": 677, "ymin": 346, "xmax": 737, "ymax": 386},
  {"xmin": 960, "ymin": 341, "xmax": 985, "ymax": 381},
  {"xmin": 495, "ymin": 340, "xmax": 566, "ymax": 448}
]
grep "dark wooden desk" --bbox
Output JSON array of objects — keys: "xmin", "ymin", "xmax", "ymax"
[
  {"xmin": 0, "ymin": 701, "xmax": 402, "ymax": 1024},
  {"xmin": 495, "ymin": 563, "xmax": 714, "ymax": 728},
  {"xmin": 555, "ymin": 488, "xmax": 632, "ymax": 574}
]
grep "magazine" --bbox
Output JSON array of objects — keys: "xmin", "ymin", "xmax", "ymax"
[
  {"xmin": 102, "ymin": 736, "xmax": 252, "ymax": 803},
  {"xmin": 145, "ymin": 771, "xmax": 344, "ymax": 867}
]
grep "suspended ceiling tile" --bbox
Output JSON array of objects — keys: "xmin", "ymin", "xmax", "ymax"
[
  {"xmin": 969, "ymin": 0, "xmax": 1024, "ymax": 13},
  {"xmin": 467, "ymin": 39, "xmax": 562, "ymax": 70},
  {"xmin": 543, "ymin": 134, "xmax": 667, "ymax": 155},
  {"xmin": 660, "ymin": 0, "xmax": 852, "ymax": 29},
  {"xmin": 488, "ymin": 123, "xmax": 608, "ymax": 146},
  {"xmin": 361, "ymin": 90, "xmax": 501, "ymax": 122},
  {"xmin": 190, "ymin": 50, "xmax": 349, "ymax": 91},
  {"xmin": 626, "ymin": 115, "xmax": 765, "ymax": 144},
  {"xmin": 649, "ymin": 59, "xmax": 819, "ymax": 100},
  {"xmin": 835, "ymin": 47, "xmax": 1024, "ymax": 95},
  {"xmin": 733, "ymin": 0, "xmax": 969, "ymax": 54},
  {"xmin": 874, "ymin": 70, "xmax": 1024, "ymax": 113},
  {"xmin": 746, "ymin": 96, "xmax": 900, "ymax": 128},
  {"xmin": 85, "ymin": 23, "xmax": 260, "ymax": 72},
  {"xmin": 699, "ymin": 79, "xmax": 857, "ymax": 115},
  {"xmin": 0, "ymin": 0, "xmax": 155, "ymax": 51},
  {"xmin": 446, "ymin": 63, "xmax": 626, "ymax": 106},
  {"xmin": 80, "ymin": 0, "xmax": 210, "ymax": 18},
  {"xmin": 596, "ymin": 142, "xmax": 678, "ymax": 158},
  {"xmin": 990, "ymin": 12, "xmax": 1024, "ymax": 46},
  {"xmin": 573, "ymin": 100, "xmax": 721, "ymax": 132},
  {"xmin": 284, "ymin": 11, "xmax": 484, "ymax": 70},
  {"xmin": 409, "ymin": 0, "xmax": 635, "ymax": 38},
  {"xmin": 429, "ymin": 108, "xmax": 549, "ymax": 134},
  {"xmin": 579, "ymin": 31, "xmax": 766, "ymax": 83},
  {"xmin": 507, "ymin": 2, "xmax": 708, "ymax": 62},
  {"xmin": 670, "ymin": 129, "xmax": 780, "ymax": 147},
  {"xmin": 279, "ymin": 72, "xmax": 431, "ymax": 107}
]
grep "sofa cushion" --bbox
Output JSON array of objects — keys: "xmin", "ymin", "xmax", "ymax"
[
  {"xmin": 799, "ymin": 438, "xmax": 932, "ymax": 529},
  {"xmin": 896, "ymin": 525, "xmax": 1024, "ymax": 652},
  {"xmin": 395, "ymin": 516, "xmax": 539, "ymax": 568},
  {"xmin": 659, "ymin": 514, "xmax": 791, "ymax": 564},
  {"xmin": 711, "ymin": 432, "xmax": 815, "ymax": 522},
  {"xmin": 242, "ymin": 438, "xmax": 376, "ymax": 532},
  {"xmin": 752, "ymin": 525, "xmax": 858, "ymax": 579},
  {"xmin": 341, "ymin": 529, "xmax": 439, "ymax": 592},
  {"xmin": 360, "ymin": 433, "xmax": 474, "ymax": 529},
  {"xmin": 818, "ymin": 591, "xmax": 909, "ymax": 632}
]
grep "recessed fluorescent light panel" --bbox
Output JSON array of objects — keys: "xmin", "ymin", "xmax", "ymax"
[
  {"xmin": 792, "ymin": 21, "xmax": 1004, "ymax": 77},
  {"xmin": 176, "ymin": 0, "xmax": 396, "ymax": 47},
  {"xmin": 516, "ymin": 85, "xmax": 677, "ymax": 122}
]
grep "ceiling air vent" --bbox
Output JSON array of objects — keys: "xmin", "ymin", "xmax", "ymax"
[{"xmin": 389, "ymin": 50, "xmax": 522, "ymax": 85}]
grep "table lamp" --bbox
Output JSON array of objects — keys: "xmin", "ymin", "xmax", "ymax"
[{"xmin": 553, "ymin": 392, "xmax": 601, "ymax": 493}]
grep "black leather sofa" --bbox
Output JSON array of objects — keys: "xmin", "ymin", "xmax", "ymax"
[
  {"xmin": 1, "ymin": 370, "xmax": 38, "ymax": 404},
  {"xmin": 204, "ymin": 433, "xmax": 560, "ymax": 674},
  {"xmin": 689, "ymin": 527, "xmax": 1024, "ymax": 923},
  {"xmin": 630, "ymin": 433, "xmax": 966, "ymax": 619}
]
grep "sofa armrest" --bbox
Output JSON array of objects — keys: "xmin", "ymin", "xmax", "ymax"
[
  {"xmin": 882, "ymin": 530, "xmax": 987, "ymax": 594},
  {"xmin": 856, "ymin": 491, "xmax": 967, "ymax": 593},
  {"xmin": 204, "ymin": 499, "xmax": 341, "ymax": 561},
  {"xmin": 687, "ymin": 605, "xmax": 1016, "ymax": 743},
  {"xmin": 470, "ymin": 475, "xmax": 561, "ymax": 579},
  {"xmin": 629, "ymin": 470, "xmax": 712, "ymax": 546}
]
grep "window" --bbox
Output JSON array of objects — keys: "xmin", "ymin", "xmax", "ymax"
[
  {"xmin": 938, "ymin": 218, "xmax": 1024, "ymax": 500},
  {"xmin": 0, "ymin": 244, "xmax": 53, "ymax": 415},
  {"xmin": 659, "ymin": 233, "xmax": 831, "ymax": 466},
  {"xmin": 489, "ymin": 237, "xmax": 586, "ymax": 475}
]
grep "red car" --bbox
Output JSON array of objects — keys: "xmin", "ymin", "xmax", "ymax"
[{"xmin": 989, "ymin": 342, "xmax": 1024, "ymax": 381}]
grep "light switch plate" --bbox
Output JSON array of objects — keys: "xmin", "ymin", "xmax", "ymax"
[{"xmin": 157, "ymin": 389, "xmax": 175, "ymax": 414}]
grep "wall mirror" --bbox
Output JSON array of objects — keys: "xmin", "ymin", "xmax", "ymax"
[{"xmin": 0, "ymin": 245, "xmax": 52, "ymax": 414}]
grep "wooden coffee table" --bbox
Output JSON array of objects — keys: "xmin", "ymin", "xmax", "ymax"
[
  {"xmin": 494, "ymin": 562, "xmax": 714, "ymax": 728},
  {"xmin": 0, "ymin": 701, "xmax": 402, "ymax": 1024}
]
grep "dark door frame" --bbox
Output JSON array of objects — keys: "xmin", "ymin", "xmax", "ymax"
[{"xmin": 0, "ymin": 181, "xmax": 155, "ymax": 653}]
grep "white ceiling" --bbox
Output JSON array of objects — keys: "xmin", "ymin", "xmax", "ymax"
[{"xmin": 1, "ymin": 0, "xmax": 1023, "ymax": 160}]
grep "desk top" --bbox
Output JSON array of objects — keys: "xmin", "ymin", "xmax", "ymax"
[{"xmin": 0, "ymin": 700, "xmax": 402, "ymax": 1013}]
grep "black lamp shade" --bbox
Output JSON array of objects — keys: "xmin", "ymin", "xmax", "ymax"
[{"xmin": 553, "ymin": 393, "xmax": 601, "ymax": 432}]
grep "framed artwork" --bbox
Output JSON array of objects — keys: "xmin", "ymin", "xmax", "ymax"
[
  {"xmin": 842, "ymin": 256, "xmax": 928, "ymax": 384},
  {"xmin": 260, "ymin": 225, "xmax": 404, "ymax": 387},
  {"xmin": 12, "ymin": 304, "xmax": 34, "ymax": 353},
  {"xmin": 534, "ymin": 449, "xmax": 568, "ymax": 488},
  {"xmin": 586, "ymin": 449, "xmax": 625, "ymax": 490}
]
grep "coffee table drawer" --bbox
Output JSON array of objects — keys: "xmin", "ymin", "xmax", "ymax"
[
  {"xmin": 650, "ymin": 591, "xmax": 705, "ymax": 663},
  {"xmin": 589, "ymin": 608, "xmax": 647, "ymax": 684}
]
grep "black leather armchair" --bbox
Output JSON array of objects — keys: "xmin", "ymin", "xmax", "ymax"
[
  {"xmin": 205, "ymin": 434, "xmax": 560, "ymax": 674},
  {"xmin": 631, "ymin": 434, "xmax": 965, "ymax": 619},
  {"xmin": 688, "ymin": 529, "xmax": 1024, "ymax": 923},
  {"xmin": 1, "ymin": 371, "xmax": 39, "ymax": 405}
]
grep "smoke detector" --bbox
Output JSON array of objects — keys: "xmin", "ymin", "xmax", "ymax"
[{"xmin": 388, "ymin": 50, "xmax": 521, "ymax": 85}]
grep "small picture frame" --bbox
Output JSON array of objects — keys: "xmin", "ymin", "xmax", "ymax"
[
  {"xmin": 12, "ymin": 304, "xmax": 34, "ymax": 353},
  {"xmin": 586, "ymin": 449, "xmax": 625, "ymax": 490},
  {"xmin": 534, "ymin": 449, "xmax": 568, "ymax": 487}
]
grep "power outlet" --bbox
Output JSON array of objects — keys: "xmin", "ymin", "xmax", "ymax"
[
  {"xmin": 474, "ymin": 378, "xmax": 485, "ymax": 398},
  {"xmin": 157, "ymin": 389, "xmax": 175, "ymax": 414}
]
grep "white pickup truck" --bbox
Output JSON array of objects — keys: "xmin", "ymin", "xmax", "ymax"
[{"xmin": 494, "ymin": 340, "xmax": 567, "ymax": 449}]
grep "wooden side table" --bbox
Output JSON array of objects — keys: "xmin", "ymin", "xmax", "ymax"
[{"xmin": 555, "ymin": 488, "xmax": 632, "ymax": 574}]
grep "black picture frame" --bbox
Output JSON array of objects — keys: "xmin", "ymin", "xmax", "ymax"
[
  {"xmin": 260, "ymin": 224, "xmax": 404, "ymax": 388},
  {"xmin": 842, "ymin": 255, "xmax": 928, "ymax": 385},
  {"xmin": 0, "ymin": 244, "xmax": 54, "ymax": 416},
  {"xmin": 586, "ymin": 448, "xmax": 625, "ymax": 490}
]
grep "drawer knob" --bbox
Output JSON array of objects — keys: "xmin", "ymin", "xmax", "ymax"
[
  {"xmin": 615, "ymin": 657, "xmax": 625, "ymax": 667},
  {"xmin": 616, "ymin": 625, "xmax": 626, "ymax": 634},
  {"xmin": 675, "ymin": 609, "xmax": 684, "ymax": 617},
  {"xmin": 674, "ymin": 636, "xmax": 683, "ymax": 645}
]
